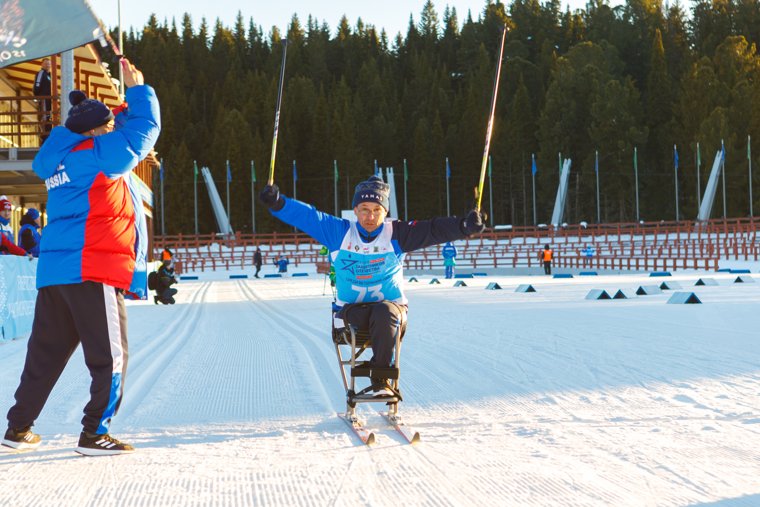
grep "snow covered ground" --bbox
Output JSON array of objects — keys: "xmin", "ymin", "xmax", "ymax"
[{"xmin": 1, "ymin": 268, "xmax": 759, "ymax": 506}]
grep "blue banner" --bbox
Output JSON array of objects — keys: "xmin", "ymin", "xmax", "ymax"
[{"xmin": 0, "ymin": 256, "xmax": 37, "ymax": 342}]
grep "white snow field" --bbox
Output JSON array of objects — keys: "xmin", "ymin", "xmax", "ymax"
[{"xmin": 1, "ymin": 269, "xmax": 759, "ymax": 507}]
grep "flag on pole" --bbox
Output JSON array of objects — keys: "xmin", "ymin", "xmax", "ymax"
[
  {"xmin": 403, "ymin": 159, "xmax": 408, "ymax": 182},
  {"xmin": 749, "ymin": 135, "xmax": 752, "ymax": 161},
  {"xmin": 293, "ymin": 160, "xmax": 297, "ymax": 181},
  {"xmin": 334, "ymin": 160, "xmax": 338, "ymax": 182},
  {"xmin": 488, "ymin": 156, "xmax": 492, "ymax": 177},
  {"xmin": 374, "ymin": 160, "xmax": 379, "ymax": 176},
  {"xmin": 446, "ymin": 157, "xmax": 451, "ymax": 179},
  {"xmin": 226, "ymin": 160, "xmax": 232, "ymax": 182},
  {"xmin": 531, "ymin": 154, "xmax": 537, "ymax": 175},
  {"xmin": 721, "ymin": 140, "xmax": 726, "ymax": 162},
  {"xmin": 697, "ymin": 142, "xmax": 701, "ymax": 168},
  {"xmin": 193, "ymin": 160, "xmax": 198, "ymax": 180},
  {"xmin": 0, "ymin": 0, "xmax": 108, "ymax": 69},
  {"xmin": 159, "ymin": 159, "xmax": 164, "ymax": 181},
  {"xmin": 251, "ymin": 160, "xmax": 256, "ymax": 183},
  {"xmin": 594, "ymin": 150, "xmax": 598, "ymax": 173},
  {"xmin": 634, "ymin": 147, "xmax": 638, "ymax": 171},
  {"xmin": 674, "ymin": 145, "xmax": 679, "ymax": 170}
]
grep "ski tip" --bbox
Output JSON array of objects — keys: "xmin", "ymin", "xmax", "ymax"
[
  {"xmin": 410, "ymin": 432, "xmax": 421, "ymax": 445},
  {"xmin": 366, "ymin": 433, "xmax": 376, "ymax": 445}
]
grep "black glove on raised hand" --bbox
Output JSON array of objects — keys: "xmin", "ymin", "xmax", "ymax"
[
  {"xmin": 259, "ymin": 184, "xmax": 285, "ymax": 211},
  {"xmin": 461, "ymin": 209, "xmax": 486, "ymax": 236}
]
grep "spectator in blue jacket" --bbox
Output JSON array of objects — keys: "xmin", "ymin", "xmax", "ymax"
[
  {"xmin": 442, "ymin": 242, "xmax": 457, "ymax": 279},
  {"xmin": 275, "ymin": 255, "xmax": 289, "ymax": 273},
  {"xmin": 260, "ymin": 175, "xmax": 485, "ymax": 397},
  {"xmin": 17, "ymin": 208, "xmax": 41, "ymax": 257},
  {"xmin": 3, "ymin": 59, "xmax": 160, "ymax": 457}
]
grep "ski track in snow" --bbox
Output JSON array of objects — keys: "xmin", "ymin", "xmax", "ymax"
[{"xmin": 0, "ymin": 271, "xmax": 759, "ymax": 506}]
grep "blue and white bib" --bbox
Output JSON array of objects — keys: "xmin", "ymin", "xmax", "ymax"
[{"xmin": 331, "ymin": 220, "xmax": 406, "ymax": 307}]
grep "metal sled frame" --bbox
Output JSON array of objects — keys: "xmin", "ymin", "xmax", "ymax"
[{"xmin": 332, "ymin": 308, "xmax": 406, "ymax": 418}]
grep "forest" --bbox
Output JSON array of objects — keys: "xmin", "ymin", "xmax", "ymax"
[{"xmin": 116, "ymin": 0, "xmax": 760, "ymax": 234}]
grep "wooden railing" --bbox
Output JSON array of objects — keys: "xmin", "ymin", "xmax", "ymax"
[
  {"xmin": 155, "ymin": 216, "xmax": 760, "ymax": 274},
  {"xmin": 0, "ymin": 95, "xmax": 59, "ymax": 149}
]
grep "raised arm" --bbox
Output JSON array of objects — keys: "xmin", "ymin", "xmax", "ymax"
[
  {"xmin": 393, "ymin": 210, "xmax": 485, "ymax": 253},
  {"xmin": 259, "ymin": 184, "xmax": 349, "ymax": 250}
]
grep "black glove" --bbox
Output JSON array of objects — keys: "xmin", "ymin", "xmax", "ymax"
[
  {"xmin": 461, "ymin": 209, "xmax": 486, "ymax": 235},
  {"xmin": 259, "ymin": 184, "xmax": 285, "ymax": 210}
]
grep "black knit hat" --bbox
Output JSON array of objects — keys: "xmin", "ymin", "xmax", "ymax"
[
  {"xmin": 64, "ymin": 90, "xmax": 114, "ymax": 134},
  {"xmin": 352, "ymin": 175, "xmax": 390, "ymax": 211}
]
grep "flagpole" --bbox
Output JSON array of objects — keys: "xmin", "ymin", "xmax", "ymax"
[
  {"xmin": 403, "ymin": 158, "xmax": 409, "ymax": 222},
  {"xmin": 159, "ymin": 158, "xmax": 165, "ymax": 236},
  {"xmin": 531, "ymin": 153, "xmax": 537, "ymax": 225},
  {"xmin": 721, "ymin": 140, "xmax": 727, "ymax": 218},
  {"xmin": 251, "ymin": 160, "xmax": 256, "ymax": 234},
  {"xmin": 674, "ymin": 145, "xmax": 679, "ymax": 222},
  {"xmin": 193, "ymin": 160, "xmax": 199, "ymax": 235},
  {"xmin": 696, "ymin": 142, "xmax": 701, "ymax": 212},
  {"xmin": 595, "ymin": 150, "xmax": 600, "ymax": 223},
  {"xmin": 634, "ymin": 147, "xmax": 640, "ymax": 221},
  {"xmin": 293, "ymin": 160, "xmax": 297, "ymax": 233},
  {"xmin": 334, "ymin": 160, "xmax": 338, "ymax": 216},
  {"xmin": 749, "ymin": 135, "xmax": 753, "ymax": 217},
  {"xmin": 117, "ymin": 0, "xmax": 124, "ymax": 98},
  {"xmin": 445, "ymin": 157, "xmax": 450, "ymax": 216},
  {"xmin": 226, "ymin": 160, "xmax": 231, "ymax": 223},
  {"xmin": 293, "ymin": 160, "xmax": 297, "ymax": 201},
  {"xmin": 488, "ymin": 155, "xmax": 494, "ymax": 225}
]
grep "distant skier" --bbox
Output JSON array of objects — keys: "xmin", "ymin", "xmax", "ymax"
[
  {"xmin": 540, "ymin": 244, "xmax": 553, "ymax": 275},
  {"xmin": 442, "ymin": 242, "xmax": 457, "ymax": 279},
  {"xmin": 259, "ymin": 175, "xmax": 486, "ymax": 396}
]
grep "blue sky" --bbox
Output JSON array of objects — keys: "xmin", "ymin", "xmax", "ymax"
[{"xmin": 87, "ymin": 0, "xmax": 616, "ymax": 38}]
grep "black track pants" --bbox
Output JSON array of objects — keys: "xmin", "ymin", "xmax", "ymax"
[{"xmin": 7, "ymin": 281, "xmax": 128, "ymax": 434}]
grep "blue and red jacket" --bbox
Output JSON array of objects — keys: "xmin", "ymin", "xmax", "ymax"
[{"xmin": 32, "ymin": 85, "xmax": 160, "ymax": 297}]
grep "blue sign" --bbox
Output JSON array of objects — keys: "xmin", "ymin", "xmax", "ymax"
[{"xmin": 0, "ymin": 256, "xmax": 37, "ymax": 341}]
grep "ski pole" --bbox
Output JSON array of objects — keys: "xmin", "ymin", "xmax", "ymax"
[
  {"xmin": 267, "ymin": 38, "xmax": 289, "ymax": 185},
  {"xmin": 475, "ymin": 24, "xmax": 508, "ymax": 212}
]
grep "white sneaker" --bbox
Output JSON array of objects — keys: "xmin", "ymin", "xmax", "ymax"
[{"xmin": 372, "ymin": 383, "xmax": 395, "ymax": 397}]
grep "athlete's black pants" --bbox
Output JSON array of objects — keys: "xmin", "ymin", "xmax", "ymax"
[
  {"xmin": 7, "ymin": 281, "xmax": 128, "ymax": 434},
  {"xmin": 340, "ymin": 301, "xmax": 406, "ymax": 368},
  {"xmin": 543, "ymin": 261, "xmax": 552, "ymax": 275}
]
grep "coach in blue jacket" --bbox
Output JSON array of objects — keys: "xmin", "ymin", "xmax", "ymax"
[{"xmin": 3, "ymin": 59, "xmax": 160, "ymax": 456}]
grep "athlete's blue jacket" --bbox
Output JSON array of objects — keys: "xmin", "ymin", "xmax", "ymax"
[{"xmin": 272, "ymin": 197, "xmax": 469, "ymax": 306}]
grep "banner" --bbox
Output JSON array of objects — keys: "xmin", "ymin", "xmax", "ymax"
[
  {"xmin": 0, "ymin": 256, "xmax": 37, "ymax": 341},
  {"xmin": 0, "ymin": 0, "xmax": 105, "ymax": 68}
]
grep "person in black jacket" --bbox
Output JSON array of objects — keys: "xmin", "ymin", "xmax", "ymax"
[
  {"xmin": 253, "ymin": 247, "xmax": 263, "ymax": 278},
  {"xmin": 154, "ymin": 259, "xmax": 178, "ymax": 305},
  {"xmin": 33, "ymin": 58, "xmax": 52, "ymax": 143},
  {"xmin": 260, "ymin": 175, "xmax": 485, "ymax": 396}
]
